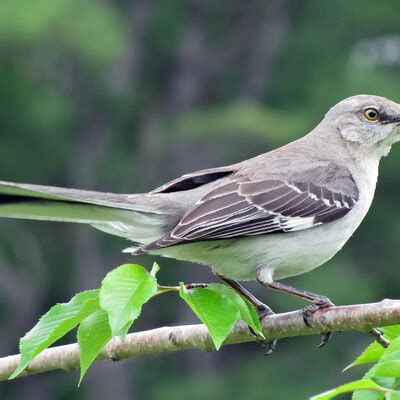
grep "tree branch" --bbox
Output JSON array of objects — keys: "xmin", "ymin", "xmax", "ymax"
[{"xmin": 1, "ymin": 299, "xmax": 399, "ymax": 381}]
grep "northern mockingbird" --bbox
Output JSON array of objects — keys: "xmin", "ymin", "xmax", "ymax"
[{"xmin": 0, "ymin": 94, "xmax": 398, "ymax": 348}]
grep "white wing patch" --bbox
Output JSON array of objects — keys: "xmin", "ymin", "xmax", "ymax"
[{"xmin": 280, "ymin": 216, "xmax": 317, "ymax": 231}]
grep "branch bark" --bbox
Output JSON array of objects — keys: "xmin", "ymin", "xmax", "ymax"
[{"xmin": 1, "ymin": 299, "xmax": 399, "ymax": 381}]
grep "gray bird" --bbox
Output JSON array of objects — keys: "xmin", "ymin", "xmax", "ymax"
[{"xmin": 1, "ymin": 94, "xmax": 399, "ymax": 348}]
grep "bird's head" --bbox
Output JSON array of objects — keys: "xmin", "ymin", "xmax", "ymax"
[{"xmin": 325, "ymin": 94, "xmax": 400, "ymax": 158}]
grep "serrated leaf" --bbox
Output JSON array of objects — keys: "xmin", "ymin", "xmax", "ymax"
[
  {"xmin": 10, "ymin": 289, "xmax": 99, "ymax": 379},
  {"xmin": 379, "ymin": 338, "xmax": 400, "ymax": 360},
  {"xmin": 99, "ymin": 263, "xmax": 157, "ymax": 338},
  {"xmin": 369, "ymin": 338, "xmax": 400, "ymax": 379},
  {"xmin": 375, "ymin": 361, "xmax": 400, "ymax": 377},
  {"xmin": 355, "ymin": 375, "xmax": 398, "ymax": 400},
  {"xmin": 77, "ymin": 308, "xmax": 112, "ymax": 384},
  {"xmin": 353, "ymin": 364, "xmax": 386, "ymax": 400},
  {"xmin": 345, "ymin": 342, "xmax": 386, "ymax": 371},
  {"xmin": 350, "ymin": 336, "xmax": 400, "ymax": 400},
  {"xmin": 207, "ymin": 283, "xmax": 264, "ymax": 337},
  {"xmin": 311, "ymin": 379, "xmax": 389, "ymax": 400},
  {"xmin": 179, "ymin": 284, "xmax": 240, "ymax": 350},
  {"xmin": 353, "ymin": 364, "xmax": 398, "ymax": 400}
]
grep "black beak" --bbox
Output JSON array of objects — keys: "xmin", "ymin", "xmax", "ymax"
[{"xmin": 381, "ymin": 114, "xmax": 400, "ymax": 125}]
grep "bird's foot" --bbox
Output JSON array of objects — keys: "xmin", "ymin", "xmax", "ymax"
[
  {"xmin": 248, "ymin": 303, "xmax": 277, "ymax": 355},
  {"xmin": 261, "ymin": 338, "xmax": 278, "ymax": 356},
  {"xmin": 302, "ymin": 296, "xmax": 335, "ymax": 348}
]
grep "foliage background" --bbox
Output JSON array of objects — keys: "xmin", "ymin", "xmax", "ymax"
[{"xmin": 1, "ymin": 1, "xmax": 400, "ymax": 399}]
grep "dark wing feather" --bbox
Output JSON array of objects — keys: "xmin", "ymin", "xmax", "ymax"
[
  {"xmin": 151, "ymin": 167, "xmax": 234, "ymax": 193},
  {"xmin": 136, "ymin": 171, "xmax": 359, "ymax": 254}
]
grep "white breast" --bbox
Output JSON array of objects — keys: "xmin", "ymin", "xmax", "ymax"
[{"xmin": 251, "ymin": 155, "xmax": 380, "ymax": 282}]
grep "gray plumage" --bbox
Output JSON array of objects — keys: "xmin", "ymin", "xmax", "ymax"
[
  {"xmin": 1, "ymin": 94, "xmax": 400, "ymax": 285},
  {"xmin": 141, "ymin": 165, "xmax": 358, "ymax": 252}
]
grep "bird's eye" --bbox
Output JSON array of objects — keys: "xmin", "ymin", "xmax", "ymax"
[{"xmin": 363, "ymin": 108, "xmax": 379, "ymax": 122}]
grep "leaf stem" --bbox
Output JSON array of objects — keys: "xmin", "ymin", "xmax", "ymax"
[{"xmin": 156, "ymin": 283, "xmax": 209, "ymax": 295}]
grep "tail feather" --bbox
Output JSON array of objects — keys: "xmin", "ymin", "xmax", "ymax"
[
  {"xmin": 0, "ymin": 180, "xmax": 160, "ymax": 212},
  {"xmin": 0, "ymin": 180, "xmax": 168, "ymax": 244}
]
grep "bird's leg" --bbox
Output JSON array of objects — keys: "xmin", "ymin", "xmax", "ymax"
[
  {"xmin": 258, "ymin": 279, "xmax": 334, "ymax": 347},
  {"xmin": 218, "ymin": 276, "xmax": 277, "ymax": 354},
  {"xmin": 266, "ymin": 281, "xmax": 335, "ymax": 316},
  {"xmin": 219, "ymin": 277, "xmax": 274, "ymax": 317}
]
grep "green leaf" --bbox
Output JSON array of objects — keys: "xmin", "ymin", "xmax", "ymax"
[
  {"xmin": 375, "ymin": 361, "xmax": 400, "ymax": 377},
  {"xmin": 379, "ymin": 338, "xmax": 400, "ymax": 361},
  {"xmin": 77, "ymin": 308, "xmax": 112, "ymax": 384},
  {"xmin": 353, "ymin": 390, "xmax": 385, "ymax": 400},
  {"xmin": 311, "ymin": 380, "xmax": 389, "ymax": 400},
  {"xmin": 207, "ymin": 283, "xmax": 264, "ymax": 337},
  {"xmin": 353, "ymin": 354, "xmax": 399, "ymax": 399},
  {"xmin": 369, "ymin": 338, "xmax": 400, "ymax": 379},
  {"xmin": 345, "ymin": 342, "xmax": 386, "ymax": 371},
  {"xmin": 179, "ymin": 284, "xmax": 240, "ymax": 350},
  {"xmin": 382, "ymin": 327, "xmax": 400, "ymax": 340},
  {"xmin": 99, "ymin": 263, "xmax": 158, "ymax": 338},
  {"xmin": 10, "ymin": 289, "xmax": 99, "ymax": 379},
  {"xmin": 347, "ymin": 328, "xmax": 400, "ymax": 399},
  {"xmin": 353, "ymin": 364, "xmax": 400, "ymax": 399},
  {"xmin": 351, "ymin": 336, "xmax": 400, "ymax": 399},
  {"xmin": 386, "ymin": 392, "xmax": 400, "ymax": 400}
]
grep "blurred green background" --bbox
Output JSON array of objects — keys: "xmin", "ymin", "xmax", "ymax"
[{"xmin": 1, "ymin": 1, "xmax": 400, "ymax": 399}]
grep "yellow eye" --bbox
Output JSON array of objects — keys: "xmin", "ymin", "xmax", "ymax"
[{"xmin": 363, "ymin": 108, "xmax": 379, "ymax": 121}]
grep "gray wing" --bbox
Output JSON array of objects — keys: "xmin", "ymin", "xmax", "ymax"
[{"xmin": 136, "ymin": 166, "xmax": 359, "ymax": 254}]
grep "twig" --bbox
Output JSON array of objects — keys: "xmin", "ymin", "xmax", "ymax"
[{"xmin": 1, "ymin": 299, "xmax": 399, "ymax": 381}]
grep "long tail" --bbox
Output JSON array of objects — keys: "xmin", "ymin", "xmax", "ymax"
[{"xmin": 0, "ymin": 180, "xmax": 168, "ymax": 244}]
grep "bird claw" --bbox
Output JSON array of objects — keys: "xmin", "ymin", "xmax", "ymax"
[
  {"xmin": 263, "ymin": 338, "xmax": 278, "ymax": 355},
  {"xmin": 317, "ymin": 332, "xmax": 333, "ymax": 348},
  {"xmin": 248, "ymin": 326, "xmax": 277, "ymax": 354},
  {"xmin": 248, "ymin": 303, "xmax": 277, "ymax": 355},
  {"xmin": 302, "ymin": 297, "xmax": 335, "ymax": 348}
]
